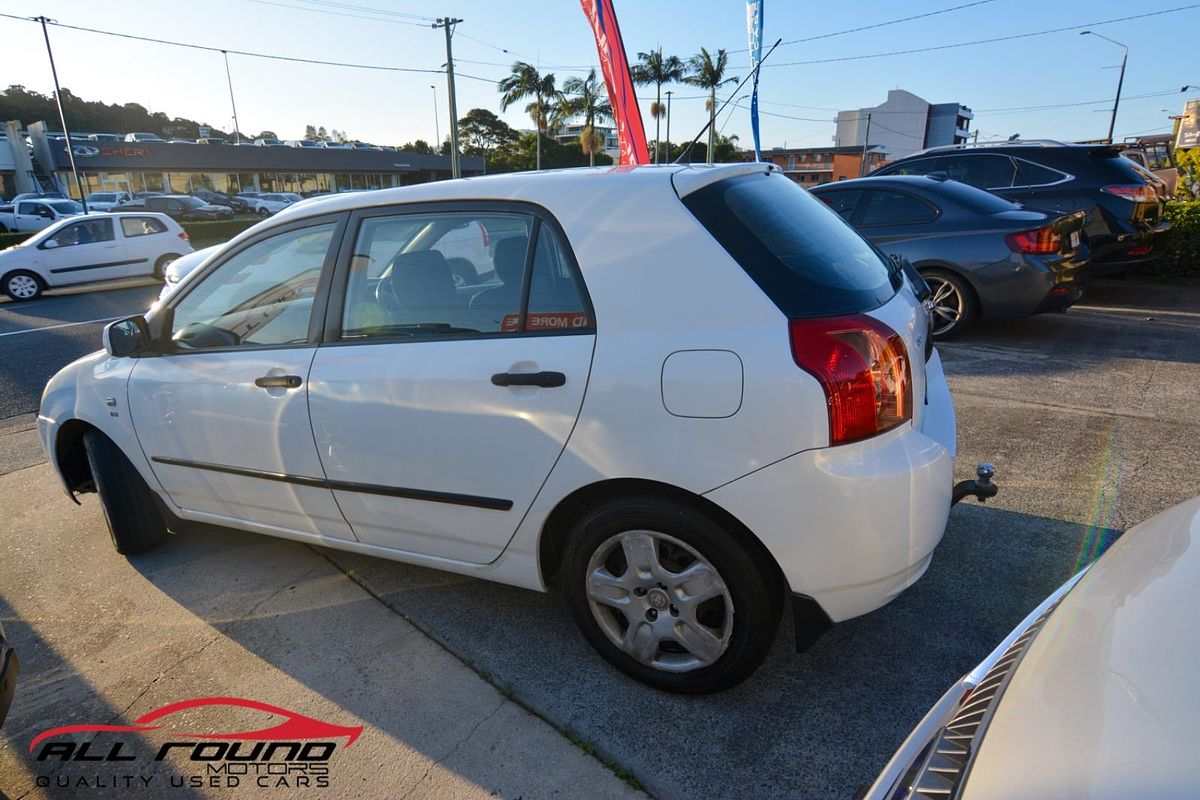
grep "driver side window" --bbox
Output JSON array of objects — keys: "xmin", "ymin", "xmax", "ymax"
[{"xmin": 169, "ymin": 223, "xmax": 335, "ymax": 351}]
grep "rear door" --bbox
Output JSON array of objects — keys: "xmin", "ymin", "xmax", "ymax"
[
  {"xmin": 849, "ymin": 188, "xmax": 940, "ymax": 246},
  {"xmin": 306, "ymin": 203, "xmax": 595, "ymax": 564},
  {"xmin": 118, "ymin": 215, "xmax": 175, "ymax": 275}
]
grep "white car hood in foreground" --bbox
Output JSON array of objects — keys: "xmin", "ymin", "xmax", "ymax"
[{"xmin": 964, "ymin": 496, "xmax": 1200, "ymax": 799}]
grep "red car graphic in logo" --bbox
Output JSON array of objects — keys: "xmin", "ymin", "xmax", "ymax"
[{"xmin": 30, "ymin": 696, "xmax": 362, "ymax": 753}]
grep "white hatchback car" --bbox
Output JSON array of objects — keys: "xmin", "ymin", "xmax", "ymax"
[
  {"xmin": 2, "ymin": 213, "xmax": 192, "ymax": 301},
  {"xmin": 254, "ymin": 193, "xmax": 303, "ymax": 217},
  {"xmin": 39, "ymin": 163, "xmax": 961, "ymax": 692}
]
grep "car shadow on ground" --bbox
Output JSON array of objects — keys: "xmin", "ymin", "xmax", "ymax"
[{"xmin": 113, "ymin": 502, "xmax": 1118, "ymax": 800}]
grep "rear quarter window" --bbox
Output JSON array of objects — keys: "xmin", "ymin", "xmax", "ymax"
[{"xmin": 682, "ymin": 172, "xmax": 899, "ymax": 318}]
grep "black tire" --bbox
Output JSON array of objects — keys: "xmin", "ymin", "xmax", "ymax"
[
  {"xmin": 154, "ymin": 253, "xmax": 180, "ymax": 279},
  {"xmin": 257, "ymin": 207, "xmax": 270, "ymax": 218},
  {"xmin": 920, "ymin": 267, "xmax": 978, "ymax": 339},
  {"xmin": 82, "ymin": 430, "xmax": 167, "ymax": 555},
  {"xmin": 561, "ymin": 496, "xmax": 780, "ymax": 694},
  {"xmin": 2, "ymin": 270, "xmax": 44, "ymax": 301}
]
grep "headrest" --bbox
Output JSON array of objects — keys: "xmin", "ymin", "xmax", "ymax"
[{"xmin": 493, "ymin": 235, "xmax": 529, "ymax": 284}]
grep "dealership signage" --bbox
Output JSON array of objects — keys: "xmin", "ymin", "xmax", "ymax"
[{"xmin": 1178, "ymin": 98, "xmax": 1199, "ymax": 149}]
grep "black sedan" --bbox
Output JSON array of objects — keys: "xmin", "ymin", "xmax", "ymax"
[
  {"xmin": 811, "ymin": 175, "xmax": 1090, "ymax": 338},
  {"xmin": 117, "ymin": 195, "xmax": 234, "ymax": 221}
]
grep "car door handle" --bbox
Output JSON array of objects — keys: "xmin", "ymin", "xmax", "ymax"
[
  {"xmin": 254, "ymin": 375, "xmax": 303, "ymax": 389},
  {"xmin": 491, "ymin": 371, "xmax": 566, "ymax": 388}
]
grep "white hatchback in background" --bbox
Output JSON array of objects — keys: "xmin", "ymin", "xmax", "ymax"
[
  {"xmin": 1, "ymin": 212, "xmax": 192, "ymax": 301},
  {"xmin": 84, "ymin": 192, "xmax": 132, "ymax": 212},
  {"xmin": 39, "ymin": 163, "xmax": 970, "ymax": 693},
  {"xmin": 253, "ymin": 193, "xmax": 303, "ymax": 217}
]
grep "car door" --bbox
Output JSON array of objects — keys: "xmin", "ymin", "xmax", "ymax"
[
  {"xmin": 850, "ymin": 188, "xmax": 941, "ymax": 247},
  {"xmin": 117, "ymin": 215, "xmax": 173, "ymax": 275},
  {"xmin": 38, "ymin": 217, "xmax": 131, "ymax": 282},
  {"xmin": 16, "ymin": 202, "xmax": 54, "ymax": 232},
  {"xmin": 306, "ymin": 204, "xmax": 595, "ymax": 564},
  {"xmin": 127, "ymin": 215, "xmax": 357, "ymax": 540}
]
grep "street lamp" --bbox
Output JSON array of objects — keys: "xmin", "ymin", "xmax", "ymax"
[
  {"xmin": 430, "ymin": 85, "xmax": 440, "ymax": 149},
  {"xmin": 664, "ymin": 90, "xmax": 673, "ymax": 163},
  {"xmin": 1080, "ymin": 30, "xmax": 1128, "ymax": 144}
]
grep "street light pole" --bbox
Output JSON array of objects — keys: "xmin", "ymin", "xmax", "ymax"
[
  {"xmin": 664, "ymin": 90, "xmax": 673, "ymax": 163},
  {"xmin": 33, "ymin": 16, "xmax": 87, "ymax": 211},
  {"xmin": 432, "ymin": 17, "xmax": 464, "ymax": 179},
  {"xmin": 222, "ymin": 50, "xmax": 242, "ymax": 145},
  {"xmin": 430, "ymin": 85, "xmax": 440, "ymax": 149},
  {"xmin": 859, "ymin": 112, "xmax": 872, "ymax": 177},
  {"xmin": 1081, "ymin": 31, "xmax": 1128, "ymax": 144}
]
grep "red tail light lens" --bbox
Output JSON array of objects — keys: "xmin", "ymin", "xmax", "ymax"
[
  {"xmin": 789, "ymin": 315, "xmax": 913, "ymax": 446},
  {"xmin": 1101, "ymin": 184, "xmax": 1157, "ymax": 203},
  {"xmin": 1125, "ymin": 243, "xmax": 1152, "ymax": 256},
  {"xmin": 178, "ymin": 231, "xmax": 189, "ymax": 240},
  {"xmin": 1005, "ymin": 227, "xmax": 1061, "ymax": 255}
]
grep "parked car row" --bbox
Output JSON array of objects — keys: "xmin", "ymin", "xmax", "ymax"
[{"xmin": 811, "ymin": 139, "xmax": 1171, "ymax": 337}]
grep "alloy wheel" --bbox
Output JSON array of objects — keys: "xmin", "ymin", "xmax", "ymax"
[
  {"xmin": 925, "ymin": 275, "xmax": 964, "ymax": 336},
  {"xmin": 6, "ymin": 274, "xmax": 39, "ymax": 299},
  {"xmin": 585, "ymin": 530, "xmax": 733, "ymax": 673}
]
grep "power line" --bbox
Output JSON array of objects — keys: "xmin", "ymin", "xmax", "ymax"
[
  {"xmin": 728, "ymin": 0, "xmax": 997, "ymax": 54},
  {"xmin": 767, "ymin": 5, "xmax": 1200, "ymax": 67},
  {"xmin": 244, "ymin": 0, "xmax": 432, "ymax": 27},
  {"xmin": 288, "ymin": 0, "xmax": 435, "ymax": 22},
  {"xmin": 0, "ymin": 12, "xmax": 444, "ymax": 74}
]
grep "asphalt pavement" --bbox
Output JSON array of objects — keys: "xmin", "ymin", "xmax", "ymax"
[{"xmin": 2, "ymin": 276, "xmax": 1198, "ymax": 799}]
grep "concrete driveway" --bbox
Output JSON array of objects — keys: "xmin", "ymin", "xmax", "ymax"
[{"xmin": 2, "ymin": 278, "xmax": 1198, "ymax": 798}]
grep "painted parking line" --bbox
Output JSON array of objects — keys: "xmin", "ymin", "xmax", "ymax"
[{"xmin": 0, "ymin": 315, "xmax": 122, "ymax": 338}]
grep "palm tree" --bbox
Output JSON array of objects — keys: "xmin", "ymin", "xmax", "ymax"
[
  {"xmin": 497, "ymin": 62, "xmax": 559, "ymax": 170},
  {"xmin": 631, "ymin": 48, "xmax": 685, "ymax": 163},
  {"xmin": 683, "ymin": 48, "xmax": 736, "ymax": 164},
  {"xmin": 559, "ymin": 69, "xmax": 613, "ymax": 167}
]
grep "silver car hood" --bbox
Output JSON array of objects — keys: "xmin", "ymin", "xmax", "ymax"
[{"xmin": 965, "ymin": 496, "xmax": 1200, "ymax": 799}]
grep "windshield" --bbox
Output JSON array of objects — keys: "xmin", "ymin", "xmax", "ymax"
[
  {"xmin": 88, "ymin": 194, "xmax": 115, "ymax": 202},
  {"xmin": 178, "ymin": 196, "xmax": 207, "ymax": 208}
]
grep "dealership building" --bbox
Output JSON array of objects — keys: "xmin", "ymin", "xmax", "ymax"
[{"xmin": 2, "ymin": 122, "xmax": 484, "ymax": 200}]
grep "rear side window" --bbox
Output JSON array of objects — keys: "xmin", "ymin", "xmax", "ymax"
[
  {"xmin": 879, "ymin": 156, "xmax": 941, "ymax": 177},
  {"xmin": 1013, "ymin": 159, "xmax": 1067, "ymax": 187},
  {"xmin": 855, "ymin": 190, "xmax": 937, "ymax": 226},
  {"xmin": 121, "ymin": 217, "xmax": 168, "ymax": 237},
  {"xmin": 682, "ymin": 172, "xmax": 898, "ymax": 318}
]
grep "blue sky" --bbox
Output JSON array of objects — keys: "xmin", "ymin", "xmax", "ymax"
[{"xmin": 0, "ymin": 0, "xmax": 1196, "ymax": 149}]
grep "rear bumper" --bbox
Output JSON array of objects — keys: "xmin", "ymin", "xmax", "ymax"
[
  {"xmin": 0, "ymin": 629, "xmax": 18, "ymax": 727},
  {"xmin": 1089, "ymin": 218, "xmax": 1171, "ymax": 274},
  {"xmin": 706, "ymin": 357, "xmax": 955, "ymax": 625}
]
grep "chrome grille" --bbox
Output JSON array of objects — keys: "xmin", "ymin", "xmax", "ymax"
[{"xmin": 900, "ymin": 603, "xmax": 1059, "ymax": 800}]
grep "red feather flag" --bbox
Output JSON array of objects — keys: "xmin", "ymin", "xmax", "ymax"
[{"xmin": 579, "ymin": 0, "xmax": 651, "ymax": 165}]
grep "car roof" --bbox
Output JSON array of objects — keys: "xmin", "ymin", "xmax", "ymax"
[
  {"xmin": 270, "ymin": 162, "xmax": 777, "ymax": 224},
  {"xmin": 810, "ymin": 175, "xmax": 947, "ymax": 191}
]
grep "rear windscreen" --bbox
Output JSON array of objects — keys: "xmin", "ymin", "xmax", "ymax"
[
  {"xmin": 681, "ymin": 171, "xmax": 899, "ymax": 318},
  {"xmin": 937, "ymin": 180, "xmax": 1020, "ymax": 215}
]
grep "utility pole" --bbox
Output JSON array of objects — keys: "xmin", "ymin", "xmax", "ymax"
[
  {"xmin": 1081, "ymin": 31, "xmax": 1128, "ymax": 144},
  {"xmin": 433, "ymin": 17, "xmax": 463, "ymax": 178},
  {"xmin": 664, "ymin": 90, "xmax": 673, "ymax": 164},
  {"xmin": 859, "ymin": 112, "xmax": 872, "ymax": 177},
  {"xmin": 222, "ymin": 51, "xmax": 242, "ymax": 145},
  {"xmin": 430, "ymin": 84, "xmax": 440, "ymax": 149},
  {"xmin": 34, "ymin": 16, "xmax": 87, "ymax": 211}
]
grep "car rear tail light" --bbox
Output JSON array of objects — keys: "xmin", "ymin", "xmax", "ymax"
[
  {"xmin": 1125, "ymin": 243, "xmax": 1152, "ymax": 256},
  {"xmin": 1005, "ymin": 226, "xmax": 1061, "ymax": 255},
  {"xmin": 789, "ymin": 315, "xmax": 912, "ymax": 446},
  {"xmin": 178, "ymin": 231, "xmax": 189, "ymax": 240},
  {"xmin": 1101, "ymin": 184, "xmax": 1157, "ymax": 203}
]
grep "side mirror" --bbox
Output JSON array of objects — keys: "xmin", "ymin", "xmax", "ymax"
[
  {"xmin": 102, "ymin": 315, "xmax": 151, "ymax": 357},
  {"xmin": 42, "ymin": 239, "xmax": 59, "ymax": 249}
]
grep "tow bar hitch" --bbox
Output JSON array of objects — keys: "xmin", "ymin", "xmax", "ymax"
[{"xmin": 952, "ymin": 463, "xmax": 998, "ymax": 505}]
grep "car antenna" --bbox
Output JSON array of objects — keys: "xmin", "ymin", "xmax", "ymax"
[{"xmin": 674, "ymin": 38, "xmax": 783, "ymax": 165}]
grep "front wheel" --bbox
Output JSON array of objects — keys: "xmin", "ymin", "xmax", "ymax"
[
  {"xmin": 921, "ymin": 268, "xmax": 977, "ymax": 339},
  {"xmin": 561, "ymin": 497, "xmax": 779, "ymax": 694},
  {"xmin": 82, "ymin": 430, "xmax": 168, "ymax": 555},
  {"xmin": 257, "ymin": 207, "xmax": 270, "ymax": 218},
  {"xmin": 2, "ymin": 270, "xmax": 44, "ymax": 301}
]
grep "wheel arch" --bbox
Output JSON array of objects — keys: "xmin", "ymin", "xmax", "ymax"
[
  {"xmin": 536, "ymin": 477, "xmax": 787, "ymax": 604},
  {"xmin": 54, "ymin": 418, "xmax": 100, "ymax": 495},
  {"xmin": 913, "ymin": 260, "xmax": 983, "ymax": 313}
]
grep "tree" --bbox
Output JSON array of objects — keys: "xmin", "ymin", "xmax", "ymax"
[
  {"xmin": 559, "ymin": 69, "xmax": 613, "ymax": 167},
  {"xmin": 487, "ymin": 131, "xmax": 612, "ymax": 174},
  {"xmin": 497, "ymin": 62, "xmax": 560, "ymax": 171},
  {"xmin": 684, "ymin": 48, "xmax": 736, "ymax": 164},
  {"xmin": 254, "ymin": 130, "xmax": 278, "ymax": 141},
  {"xmin": 458, "ymin": 108, "xmax": 518, "ymax": 156},
  {"xmin": 398, "ymin": 139, "xmax": 438, "ymax": 155},
  {"xmin": 631, "ymin": 48, "xmax": 685, "ymax": 164}
]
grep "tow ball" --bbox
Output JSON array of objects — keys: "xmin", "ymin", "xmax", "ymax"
[{"xmin": 952, "ymin": 463, "xmax": 998, "ymax": 506}]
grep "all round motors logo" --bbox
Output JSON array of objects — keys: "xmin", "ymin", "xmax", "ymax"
[{"xmin": 29, "ymin": 696, "xmax": 362, "ymax": 791}]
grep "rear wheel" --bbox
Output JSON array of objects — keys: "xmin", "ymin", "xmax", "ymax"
[
  {"xmin": 257, "ymin": 207, "xmax": 270, "ymax": 218},
  {"xmin": 154, "ymin": 253, "xmax": 180, "ymax": 279},
  {"xmin": 2, "ymin": 270, "xmax": 44, "ymax": 301},
  {"xmin": 561, "ymin": 496, "xmax": 779, "ymax": 694},
  {"xmin": 82, "ymin": 430, "xmax": 167, "ymax": 555},
  {"xmin": 921, "ymin": 268, "xmax": 977, "ymax": 339}
]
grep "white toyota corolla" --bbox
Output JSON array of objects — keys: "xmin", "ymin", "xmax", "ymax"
[{"xmin": 39, "ymin": 163, "xmax": 964, "ymax": 692}]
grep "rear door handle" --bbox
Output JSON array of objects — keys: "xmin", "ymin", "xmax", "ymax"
[
  {"xmin": 254, "ymin": 375, "xmax": 303, "ymax": 389},
  {"xmin": 491, "ymin": 371, "xmax": 566, "ymax": 388}
]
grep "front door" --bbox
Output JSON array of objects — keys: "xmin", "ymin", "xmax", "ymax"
[
  {"xmin": 128, "ymin": 217, "xmax": 356, "ymax": 540},
  {"xmin": 39, "ymin": 217, "xmax": 132, "ymax": 282},
  {"xmin": 307, "ymin": 206, "xmax": 595, "ymax": 564}
]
